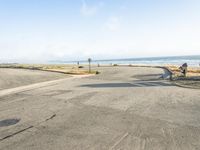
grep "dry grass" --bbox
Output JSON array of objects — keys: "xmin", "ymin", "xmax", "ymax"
[
  {"xmin": 166, "ymin": 65, "xmax": 200, "ymax": 77},
  {"xmin": 0, "ymin": 64, "xmax": 98, "ymax": 75}
]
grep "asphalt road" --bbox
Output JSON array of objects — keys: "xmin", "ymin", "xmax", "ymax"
[
  {"xmin": 0, "ymin": 68, "xmax": 68, "ymax": 90},
  {"xmin": 0, "ymin": 66, "xmax": 200, "ymax": 150}
]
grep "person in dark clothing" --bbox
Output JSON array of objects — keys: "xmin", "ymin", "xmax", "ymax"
[{"xmin": 179, "ymin": 63, "xmax": 188, "ymax": 77}]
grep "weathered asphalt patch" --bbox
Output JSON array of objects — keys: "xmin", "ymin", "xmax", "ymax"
[{"xmin": 0, "ymin": 119, "xmax": 20, "ymax": 127}]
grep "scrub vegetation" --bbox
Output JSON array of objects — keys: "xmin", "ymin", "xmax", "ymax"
[{"xmin": 0, "ymin": 64, "xmax": 99, "ymax": 75}]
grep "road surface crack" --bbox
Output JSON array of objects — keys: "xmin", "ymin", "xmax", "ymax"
[
  {"xmin": 0, "ymin": 113, "xmax": 57, "ymax": 142},
  {"xmin": 45, "ymin": 114, "xmax": 56, "ymax": 121},
  {"xmin": 0, "ymin": 126, "xmax": 33, "ymax": 141}
]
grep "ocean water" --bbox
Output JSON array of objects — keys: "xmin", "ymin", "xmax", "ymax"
[{"xmin": 56, "ymin": 55, "xmax": 200, "ymax": 67}]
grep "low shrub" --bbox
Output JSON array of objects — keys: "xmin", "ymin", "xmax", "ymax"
[
  {"xmin": 78, "ymin": 66, "xmax": 84, "ymax": 68},
  {"xmin": 96, "ymin": 71, "xmax": 100, "ymax": 74}
]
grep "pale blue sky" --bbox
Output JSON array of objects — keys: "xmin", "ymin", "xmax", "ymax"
[{"xmin": 0, "ymin": 0, "xmax": 200, "ymax": 62}]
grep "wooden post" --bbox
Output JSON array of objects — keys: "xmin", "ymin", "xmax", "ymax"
[{"xmin": 77, "ymin": 61, "xmax": 79, "ymax": 70}]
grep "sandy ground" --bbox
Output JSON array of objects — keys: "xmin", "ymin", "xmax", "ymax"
[{"xmin": 0, "ymin": 67, "xmax": 200, "ymax": 150}]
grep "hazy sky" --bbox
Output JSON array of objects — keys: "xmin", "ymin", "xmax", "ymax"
[{"xmin": 0, "ymin": 0, "xmax": 200, "ymax": 62}]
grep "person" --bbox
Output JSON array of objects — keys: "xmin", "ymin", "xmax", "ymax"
[{"xmin": 179, "ymin": 63, "xmax": 188, "ymax": 77}]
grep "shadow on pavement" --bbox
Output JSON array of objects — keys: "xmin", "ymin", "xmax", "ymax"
[
  {"xmin": 81, "ymin": 81, "xmax": 173, "ymax": 88},
  {"xmin": 132, "ymin": 69, "xmax": 171, "ymax": 81}
]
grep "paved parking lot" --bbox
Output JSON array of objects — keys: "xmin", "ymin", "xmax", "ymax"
[{"xmin": 0, "ymin": 67, "xmax": 200, "ymax": 150}]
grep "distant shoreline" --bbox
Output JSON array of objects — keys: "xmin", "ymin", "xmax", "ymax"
[
  {"xmin": 1, "ymin": 55, "xmax": 200, "ymax": 67},
  {"xmin": 50, "ymin": 55, "xmax": 200, "ymax": 67}
]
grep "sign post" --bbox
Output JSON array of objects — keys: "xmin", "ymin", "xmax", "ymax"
[{"xmin": 88, "ymin": 58, "xmax": 92, "ymax": 73}]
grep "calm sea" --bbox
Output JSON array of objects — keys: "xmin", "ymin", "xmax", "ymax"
[{"xmin": 54, "ymin": 55, "xmax": 200, "ymax": 67}]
